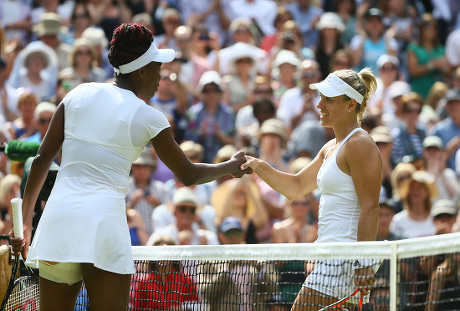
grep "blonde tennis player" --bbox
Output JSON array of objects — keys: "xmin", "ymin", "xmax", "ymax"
[
  {"xmin": 242, "ymin": 68, "xmax": 382, "ymax": 310},
  {"xmin": 10, "ymin": 23, "xmax": 250, "ymax": 311}
]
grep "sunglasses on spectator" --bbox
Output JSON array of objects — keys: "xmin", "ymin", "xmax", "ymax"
[
  {"xmin": 73, "ymin": 13, "xmax": 89, "ymax": 19},
  {"xmin": 235, "ymin": 28, "xmax": 251, "ymax": 34},
  {"xmin": 404, "ymin": 108, "xmax": 421, "ymax": 114},
  {"xmin": 381, "ymin": 65, "xmax": 397, "ymax": 71},
  {"xmin": 177, "ymin": 205, "xmax": 196, "ymax": 214},
  {"xmin": 236, "ymin": 58, "xmax": 254, "ymax": 64},
  {"xmin": 202, "ymin": 87, "xmax": 221, "ymax": 94},
  {"xmin": 76, "ymin": 49, "xmax": 91, "ymax": 56},
  {"xmin": 254, "ymin": 88, "xmax": 273, "ymax": 94},
  {"xmin": 301, "ymin": 72, "xmax": 318, "ymax": 78},
  {"xmin": 223, "ymin": 229, "xmax": 243, "ymax": 237},
  {"xmin": 292, "ymin": 201, "xmax": 310, "ymax": 207},
  {"xmin": 38, "ymin": 117, "xmax": 52, "ymax": 124}
]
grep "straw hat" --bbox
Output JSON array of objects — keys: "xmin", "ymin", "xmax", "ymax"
[
  {"xmin": 133, "ymin": 147, "xmax": 156, "ymax": 167},
  {"xmin": 33, "ymin": 13, "xmax": 67, "ymax": 37},
  {"xmin": 214, "ymin": 144, "xmax": 238, "ymax": 163},
  {"xmin": 258, "ymin": 118, "xmax": 288, "ymax": 147},
  {"xmin": 211, "ymin": 178, "xmax": 261, "ymax": 220},
  {"xmin": 399, "ymin": 171, "xmax": 438, "ymax": 201},
  {"xmin": 227, "ymin": 42, "xmax": 258, "ymax": 73},
  {"xmin": 370, "ymin": 126, "xmax": 393, "ymax": 144},
  {"xmin": 19, "ymin": 41, "xmax": 58, "ymax": 71}
]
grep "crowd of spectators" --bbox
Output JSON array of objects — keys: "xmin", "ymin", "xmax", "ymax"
[{"xmin": 2, "ymin": 0, "xmax": 460, "ymax": 309}]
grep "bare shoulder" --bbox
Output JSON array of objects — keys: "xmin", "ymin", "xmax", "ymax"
[{"xmin": 345, "ymin": 130, "xmax": 380, "ymax": 157}]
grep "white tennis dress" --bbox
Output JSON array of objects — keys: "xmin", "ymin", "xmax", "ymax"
[
  {"xmin": 304, "ymin": 128, "xmax": 370, "ymax": 302},
  {"xmin": 26, "ymin": 83, "xmax": 170, "ymax": 274}
]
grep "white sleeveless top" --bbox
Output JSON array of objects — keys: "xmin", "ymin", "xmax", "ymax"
[
  {"xmin": 316, "ymin": 128, "xmax": 364, "ymax": 243},
  {"xmin": 26, "ymin": 83, "xmax": 170, "ymax": 274}
]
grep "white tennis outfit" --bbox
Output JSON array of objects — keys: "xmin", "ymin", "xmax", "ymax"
[
  {"xmin": 304, "ymin": 128, "xmax": 369, "ymax": 302},
  {"xmin": 26, "ymin": 83, "xmax": 170, "ymax": 274}
]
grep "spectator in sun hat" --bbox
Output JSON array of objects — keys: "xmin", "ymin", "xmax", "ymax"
[
  {"xmin": 421, "ymin": 135, "xmax": 460, "ymax": 201},
  {"xmin": 23, "ymin": 101, "xmax": 56, "ymax": 143},
  {"xmin": 6, "ymin": 40, "xmax": 59, "ymax": 101},
  {"xmin": 217, "ymin": 19, "xmax": 269, "ymax": 75},
  {"xmin": 390, "ymin": 170, "xmax": 438, "ymax": 238},
  {"xmin": 148, "ymin": 187, "xmax": 219, "ymax": 246},
  {"xmin": 381, "ymin": 80, "xmax": 411, "ymax": 131},
  {"xmin": 223, "ymin": 44, "xmax": 258, "ymax": 113},
  {"xmin": 185, "ymin": 71, "xmax": 236, "ymax": 163},
  {"xmin": 217, "ymin": 216, "xmax": 246, "ymax": 245},
  {"xmin": 431, "ymin": 88, "xmax": 460, "ymax": 173},
  {"xmin": 81, "ymin": 26, "xmax": 112, "ymax": 80},
  {"xmin": 32, "ymin": 12, "xmax": 72, "ymax": 70},
  {"xmin": 368, "ymin": 54, "xmax": 401, "ymax": 115},
  {"xmin": 315, "ymin": 12, "xmax": 345, "ymax": 79},
  {"xmin": 431, "ymin": 199, "xmax": 459, "ymax": 235},
  {"xmin": 276, "ymin": 60, "xmax": 321, "ymax": 132},
  {"xmin": 126, "ymin": 146, "xmax": 171, "ymax": 236},
  {"xmin": 271, "ymin": 49, "xmax": 300, "ymax": 105},
  {"xmin": 258, "ymin": 118, "xmax": 289, "ymax": 171}
]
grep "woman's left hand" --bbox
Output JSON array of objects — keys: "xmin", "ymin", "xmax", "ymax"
[{"xmin": 354, "ymin": 266, "xmax": 376, "ymax": 296}]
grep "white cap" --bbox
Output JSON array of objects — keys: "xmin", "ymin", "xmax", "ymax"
[
  {"xmin": 114, "ymin": 41, "xmax": 175, "ymax": 74},
  {"xmin": 388, "ymin": 81, "xmax": 411, "ymax": 99},
  {"xmin": 273, "ymin": 49, "xmax": 300, "ymax": 68},
  {"xmin": 316, "ymin": 12, "xmax": 345, "ymax": 32},
  {"xmin": 310, "ymin": 73, "xmax": 364, "ymax": 104},
  {"xmin": 377, "ymin": 54, "xmax": 400, "ymax": 69},
  {"xmin": 198, "ymin": 70, "xmax": 223, "ymax": 92}
]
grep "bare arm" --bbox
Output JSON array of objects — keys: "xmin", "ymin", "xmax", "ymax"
[
  {"xmin": 425, "ymin": 262, "xmax": 448, "ymax": 311},
  {"xmin": 12, "ymin": 103, "xmax": 65, "ymax": 257},
  {"xmin": 344, "ymin": 134, "xmax": 382, "ymax": 295},
  {"xmin": 408, "ymin": 49, "xmax": 432, "ymax": 78},
  {"xmin": 241, "ymin": 141, "xmax": 332, "ymax": 200},
  {"xmin": 151, "ymin": 128, "xmax": 248, "ymax": 185}
]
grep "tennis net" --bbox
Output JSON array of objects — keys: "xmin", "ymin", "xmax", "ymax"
[{"xmin": 70, "ymin": 232, "xmax": 460, "ymax": 310}]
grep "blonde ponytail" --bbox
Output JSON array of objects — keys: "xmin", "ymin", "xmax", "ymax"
[{"xmin": 335, "ymin": 67, "xmax": 377, "ymax": 124}]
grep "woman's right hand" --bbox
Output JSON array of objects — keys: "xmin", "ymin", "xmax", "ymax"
[
  {"xmin": 230, "ymin": 151, "xmax": 252, "ymax": 178},
  {"xmin": 241, "ymin": 155, "xmax": 263, "ymax": 172},
  {"xmin": 8, "ymin": 223, "xmax": 31, "ymax": 258}
]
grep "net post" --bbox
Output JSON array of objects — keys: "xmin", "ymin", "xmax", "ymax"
[{"xmin": 389, "ymin": 241, "xmax": 397, "ymax": 311}]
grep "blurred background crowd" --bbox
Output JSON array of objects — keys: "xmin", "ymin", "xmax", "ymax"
[{"xmin": 1, "ymin": 0, "xmax": 460, "ymax": 251}]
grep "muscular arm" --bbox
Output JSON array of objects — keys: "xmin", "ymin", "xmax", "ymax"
[
  {"xmin": 19, "ymin": 103, "xmax": 65, "ymax": 256},
  {"xmin": 346, "ymin": 136, "xmax": 382, "ymax": 242},
  {"xmin": 151, "ymin": 128, "xmax": 247, "ymax": 185}
]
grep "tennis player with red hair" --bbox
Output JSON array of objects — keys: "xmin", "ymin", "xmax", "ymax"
[
  {"xmin": 10, "ymin": 23, "xmax": 250, "ymax": 311},
  {"xmin": 242, "ymin": 68, "xmax": 382, "ymax": 310}
]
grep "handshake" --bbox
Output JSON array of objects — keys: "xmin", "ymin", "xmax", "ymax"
[{"xmin": 230, "ymin": 150, "xmax": 253, "ymax": 178}]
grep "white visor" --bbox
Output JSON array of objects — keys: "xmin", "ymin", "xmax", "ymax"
[
  {"xmin": 114, "ymin": 41, "xmax": 175, "ymax": 74},
  {"xmin": 309, "ymin": 73, "xmax": 364, "ymax": 104}
]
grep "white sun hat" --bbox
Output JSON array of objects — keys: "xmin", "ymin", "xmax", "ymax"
[
  {"xmin": 310, "ymin": 73, "xmax": 364, "ymax": 104},
  {"xmin": 113, "ymin": 41, "xmax": 175, "ymax": 74}
]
